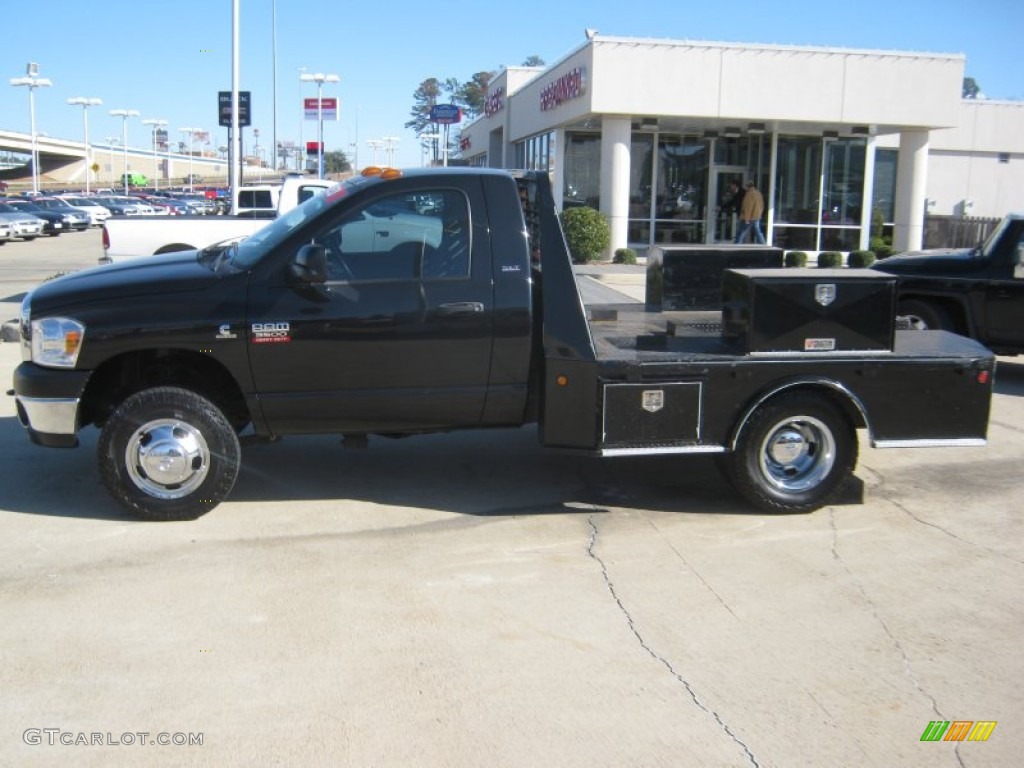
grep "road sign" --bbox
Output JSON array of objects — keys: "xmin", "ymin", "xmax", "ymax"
[
  {"xmin": 218, "ymin": 91, "xmax": 251, "ymax": 127},
  {"xmin": 304, "ymin": 97, "xmax": 339, "ymax": 121},
  {"xmin": 429, "ymin": 104, "xmax": 462, "ymax": 124}
]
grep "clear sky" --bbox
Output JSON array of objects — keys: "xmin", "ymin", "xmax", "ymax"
[{"xmin": 2, "ymin": 0, "xmax": 1021, "ymax": 169}]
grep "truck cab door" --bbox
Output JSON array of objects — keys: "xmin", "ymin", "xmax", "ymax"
[
  {"xmin": 984, "ymin": 221, "xmax": 1024, "ymax": 348},
  {"xmin": 247, "ymin": 180, "xmax": 494, "ymax": 434}
]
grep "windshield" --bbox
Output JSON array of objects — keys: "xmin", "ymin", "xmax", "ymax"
[
  {"xmin": 229, "ymin": 179, "xmax": 359, "ymax": 268},
  {"xmin": 979, "ymin": 217, "xmax": 1011, "ymax": 258}
]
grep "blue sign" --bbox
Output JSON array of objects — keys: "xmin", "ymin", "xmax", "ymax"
[{"xmin": 429, "ymin": 104, "xmax": 462, "ymax": 124}]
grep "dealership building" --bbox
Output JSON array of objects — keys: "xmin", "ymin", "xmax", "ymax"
[{"xmin": 459, "ymin": 35, "xmax": 1024, "ymax": 255}]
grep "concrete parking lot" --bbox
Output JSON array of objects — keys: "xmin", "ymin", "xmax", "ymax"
[{"xmin": 1, "ymin": 235, "xmax": 1021, "ymax": 767}]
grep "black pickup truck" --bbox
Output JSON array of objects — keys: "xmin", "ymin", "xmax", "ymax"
[
  {"xmin": 11, "ymin": 168, "xmax": 995, "ymax": 520},
  {"xmin": 873, "ymin": 213, "xmax": 1024, "ymax": 355}
]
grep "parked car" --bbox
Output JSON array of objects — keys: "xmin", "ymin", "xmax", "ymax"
[
  {"xmin": 32, "ymin": 198, "xmax": 91, "ymax": 231},
  {"xmin": 58, "ymin": 195, "xmax": 112, "ymax": 226},
  {"xmin": 146, "ymin": 197, "xmax": 190, "ymax": 216},
  {"xmin": 0, "ymin": 219, "xmax": 13, "ymax": 244},
  {"xmin": 0, "ymin": 202, "xmax": 45, "ymax": 240},
  {"xmin": 3, "ymin": 199, "xmax": 67, "ymax": 236},
  {"xmin": 93, "ymin": 196, "xmax": 156, "ymax": 215}
]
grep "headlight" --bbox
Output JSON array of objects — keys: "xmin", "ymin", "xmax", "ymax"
[{"xmin": 30, "ymin": 316, "xmax": 86, "ymax": 368}]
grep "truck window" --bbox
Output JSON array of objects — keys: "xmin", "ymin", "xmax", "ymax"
[
  {"xmin": 319, "ymin": 189, "xmax": 470, "ymax": 282},
  {"xmin": 238, "ymin": 189, "xmax": 275, "ymax": 209}
]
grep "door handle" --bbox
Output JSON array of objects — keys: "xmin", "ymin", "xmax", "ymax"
[{"xmin": 437, "ymin": 302, "xmax": 485, "ymax": 317}]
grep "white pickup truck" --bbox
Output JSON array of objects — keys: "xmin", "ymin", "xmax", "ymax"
[{"xmin": 100, "ymin": 175, "xmax": 333, "ymax": 264}]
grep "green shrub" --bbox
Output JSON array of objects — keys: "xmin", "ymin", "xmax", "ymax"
[
  {"xmin": 785, "ymin": 251, "xmax": 808, "ymax": 268},
  {"xmin": 847, "ymin": 250, "xmax": 877, "ymax": 268},
  {"xmin": 613, "ymin": 247, "xmax": 637, "ymax": 265},
  {"xmin": 817, "ymin": 251, "xmax": 843, "ymax": 268},
  {"xmin": 560, "ymin": 207, "xmax": 610, "ymax": 263},
  {"xmin": 870, "ymin": 236, "xmax": 894, "ymax": 259}
]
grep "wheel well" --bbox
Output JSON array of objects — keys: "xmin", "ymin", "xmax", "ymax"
[
  {"xmin": 897, "ymin": 293, "xmax": 968, "ymax": 335},
  {"xmin": 79, "ymin": 350, "xmax": 250, "ymax": 431},
  {"xmin": 730, "ymin": 383, "xmax": 864, "ymax": 450},
  {"xmin": 154, "ymin": 243, "xmax": 195, "ymax": 254}
]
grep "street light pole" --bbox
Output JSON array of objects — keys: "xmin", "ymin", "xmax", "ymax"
[
  {"xmin": 382, "ymin": 136, "xmax": 399, "ymax": 167},
  {"xmin": 68, "ymin": 97, "xmax": 102, "ymax": 194},
  {"xmin": 10, "ymin": 64, "xmax": 53, "ymax": 195},
  {"xmin": 179, "ymin": 127, "xmax": 198, "ymax": 192},
  {"xmin": 110, "ymin": 108, "xmax": 139, "ymax": 194},
  {"xmin": 300, "ymin": 71, "xmax": 339, "ymax": 178},
  {"xmin": 297, "ymin": 67, "xmax": 307, "ymax": 172},
  {"xmin": 142, "ymin": 118, "xmax": 167, "ymax": 191}
]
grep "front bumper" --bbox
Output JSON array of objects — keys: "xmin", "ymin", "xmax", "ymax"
[{"xmin": 12, "ymin": 362, "xmax": 91, "ymax": 448}]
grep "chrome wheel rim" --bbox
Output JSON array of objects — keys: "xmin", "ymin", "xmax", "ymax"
[
  {"xmin": 758, "ymin": 415, "xmax": 836, "ymax": 493},
  {"xmin": 125, "ymin": 419, "xmax": 210, "ymax": 499}
]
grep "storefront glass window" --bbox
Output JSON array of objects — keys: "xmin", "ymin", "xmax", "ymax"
[
  {"xmin": 872, "ymin": 149, "xmax": 898, "ymax": 224},
  {"xmin": 628, "ymin": 134, "xmax": 654, "ymax": 243},
  {"xmin": 513, "ymin": 132, "xmax": 557, "ymax": 172},
  {"xmin": 819, "ymin": 138, "xmax": 865, "ymax": 250},
  {"xmin": 773, "ymin": 135, "xmax": 865, "ymax": 251},
  {"xmin": 563, "ymin": 132, "xmax": 601, "ymax": 209},
  {"xmin": 654, "ymin": 137, "xmax": 707, "ymax": 245}
]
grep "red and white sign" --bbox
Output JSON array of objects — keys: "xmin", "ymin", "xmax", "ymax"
[
  {"xmin": 540, "ymin": 67, "xmax": 586, "ymax": 111},
  {"xmin": 484, "ymin": 87, "xmax": 505, "ymax": 117},
  {"xmin": 304, "ymin": 97, "xmax": 339, "ymax": 121}
]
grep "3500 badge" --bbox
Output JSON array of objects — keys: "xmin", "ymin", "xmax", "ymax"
[{"xmin": 251, "ymin": 322, "xmax": 292, "ymax": 344}]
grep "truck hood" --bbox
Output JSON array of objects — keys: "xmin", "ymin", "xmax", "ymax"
[
  {"xmin": 872, "ymin": 247, "xmax": 979, "ymax": 276},
  {"xmin": 28, "ymin": 250, "xmax": 222, "ymax": 315}
]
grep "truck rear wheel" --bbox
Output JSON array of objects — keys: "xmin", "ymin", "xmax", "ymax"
[
  {"xmin": 98, "ymin": 387, "xmax": 241, "ymax": 521},
  {"xmin": 724, "ymin": 392, "xmax": 857, "ymax": 514}
]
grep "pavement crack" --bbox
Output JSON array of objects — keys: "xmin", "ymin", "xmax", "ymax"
[
  {"xmin": 586, "ymin": 513, "xmax": 761, "ymax": 768},
  {"xmin": 646, "ymin": 518, "xmax": 739, "ymax": 620},
  {"xmin": 887, "ymin": 497, "xmax": 1024, "ymax": 567},
  {"xmin": 828, "ymin": 510, "xmax": 946, "ymax": 721}
]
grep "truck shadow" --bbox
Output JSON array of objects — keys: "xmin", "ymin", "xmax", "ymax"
[
  {"xmin": 0, "ymin": 419, "xmax": 862, "ymax": 522},
  {"xmin": 995, "ymin": 359, "xmax": 1024, "ymax": 397}
]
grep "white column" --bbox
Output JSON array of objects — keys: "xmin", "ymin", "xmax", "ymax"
[
  {"xmin": 859, "ymin": 135, "xmax": 876, "ymax": 251},
  {"xmin": 893, "ymin": 129, "xmax": 930, "ymax": 253},
  {"xmin": 600, "ymin": 116, "xmax": 631, "ymax": 258},
  {"xmin": 551, "ymin": 128, "xmax": 566, "ymax": 211}
]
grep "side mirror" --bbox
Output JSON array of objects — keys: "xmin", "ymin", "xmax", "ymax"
[{"xmin": 291, "ymin": 243, "xmax": 328, "ymax": 284}]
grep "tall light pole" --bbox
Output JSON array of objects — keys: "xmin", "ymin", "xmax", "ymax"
[
  {"xmin": 179, "ymin": 127, "xmax": 198, "ymax": 192},
  {"xmin": 382, "ymin": 136, "xmax": 399, "ymax": 168},
  {"xmin": 10, "ymin": 64, "xmax": 52, "ymax": 195},
  {"xmin": 142, "ymin": 118, "xmax": 167, "ymax": 191},
  {"xmin": 68, "ymin": 97, "xmax": 102, "ymax": 194},
  {"xmin": 367, "ymin": 139, "xmax": 384, "ymax": 166},
  {"xmin": 300, "ymin": 71, "xmax": 339, "ymax": 178},
  {"xmin": 297, "ymin": 67, "xmax": 307, "ymax": 171},
  {"xmin": 420, "ymin": 132, "xmax": 439, "ymax": 167},
  {"xmin": 110, "ymin": 108, "xmax": 139, "ymax": 194}
]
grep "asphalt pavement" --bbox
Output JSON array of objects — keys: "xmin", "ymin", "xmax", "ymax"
[{"xmin": 1, "ymin": 235, "xmax": 1022, "ymax": 767}]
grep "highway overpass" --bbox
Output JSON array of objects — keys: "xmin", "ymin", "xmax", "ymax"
[{"xmin": 0, "ymin": 129, "xmax": 238, "ymax": 191}]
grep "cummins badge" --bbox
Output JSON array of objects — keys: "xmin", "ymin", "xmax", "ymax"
[
  {"xmin": 642, "ymin": 390, "xmax": 664, "ymax": 413},
  {"xmin": 815, "ymin": 284, "xmax": 836, "ymax": 307}
]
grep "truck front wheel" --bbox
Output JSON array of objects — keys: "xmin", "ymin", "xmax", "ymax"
[
  {"xmin": 98, "ymin": 387, "xmax": 241, "ymax": 521},
  {"xmin": 724, "ymin": 392, "xmax": 857, "ymax": 514},
  {"xmin": 898, "ymin": 299, "xmax": 951, "ymax": 331}
]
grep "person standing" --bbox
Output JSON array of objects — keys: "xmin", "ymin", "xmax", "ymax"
[{"xmin": 735, "ymin": 180, "xmax": 766, "ymax": 244}]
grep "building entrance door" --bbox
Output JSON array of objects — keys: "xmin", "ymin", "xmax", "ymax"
[{"xmin": 709, "ymin": 165, "xmax": 747, "ymax": 242}]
